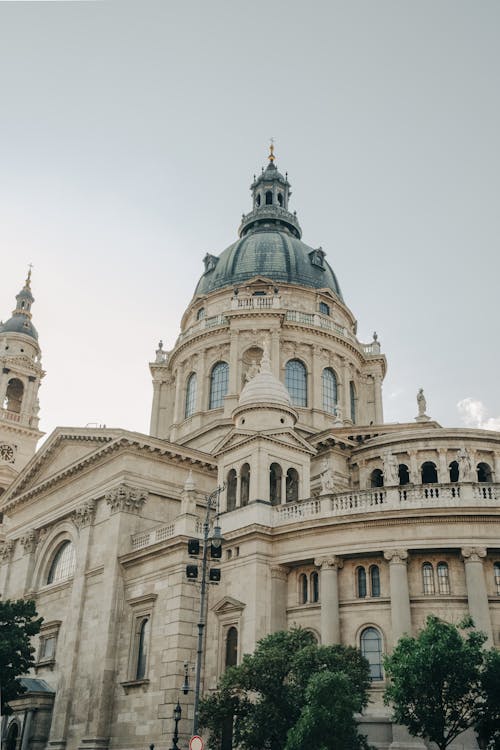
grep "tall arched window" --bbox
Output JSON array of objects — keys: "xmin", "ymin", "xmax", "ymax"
[
  {"xmin": 286, "ymin": 468, "xmax": 299, "ymax": 503},
  {"xmin": 269, "ymin": 463, "xmax": 282, "ymax": 505},
  {"xmin": 240, "ymin": 463, "xmax": 250, "ymax": 506},
  {"xmin": 47, "ymin": 541, "xmax": 76, "ymax": 584},
  {"xmin": 6, "ymin": 722, "xmax": 19, "ymax": 750},
  {"xmin": 185, "ymin": 373, "xmax": 197, "ymax": 418},
  {"xmin": 449, "ymin": 461, "xmax": 459, "ymax": 482},
  {"xmin": 370, "ymin": 469, "xmax": 384, "ymax": 488},
  {"xmin": 322, "ymin": 368, "xmax": 338, "ymax": 414},
  {"xmin": 370, "ymin": 565, "xmax": 381, "ymax": 597},
  {"xmin": 196, "ymin": 307, "xmax": 205, "ymax": 321},
  {"xmin": 398, "ymin": 464, "xmax": 410, "ymax": 485},
  {"xmin": 299, "ymin": 573, "xmax": 308, "ymax": 604},
  {"xmin": 477, "ymin": 462, "xmax": 493, "ymax": 482},
  {"xmin": 226, "ymin": 469, "xmax": 237, "ymax": 511},
  {"xmin": 421, "ymin": 462, "xmax": 438, "ymax": 484},
  {"xmin": 209, "ymin": 362, "xmax": 229, "ymax": 409},
  {"xmin": 422, "ymin": 562, "xmax": 435, "ymax": 594},
  {"xmin": 265, "ymin": 190, "xmax": 273, "ymax": 205},
  {"xmin": 357, "ymin": 566, "xmax": 367, "ymax": 598},
  {"xmin": 285, "ymin": 360, "xmax": 307, "ymax": 407},
  {"xmin": 494, "ymin": 562, "xmax": 500, "ymax": 595},
  {"xmin": 311, "ymin": 571, "xmax": 319, "ymax": 602},
  {"xmin": 135, "ymin": 617, "xmax": 150, "ymax": 679},
  {"xmin": 360, "ymin": 627, "xmax": 383, "ymax": 681},
  {"xmin": 437, "ymin": 562, "xmax": 450, "ymax": 594},
  {"xmin": 225, "ymin": 627, "xmax": 238, "ymax": 668},
  {"xmin": 350, "ymin": 381, "xmax": 356, "ymax": 423},
  {"xmin": 4, "ymin": 378, "xmax": 24, "ymax": 413}
]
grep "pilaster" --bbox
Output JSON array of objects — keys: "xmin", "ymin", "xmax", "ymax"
[
  {"xmin": 270, "ymin": 565, "xmax": 289, "ymax": 632},
  {"xmin": 384, "ymin": 549, "xmax": 411, "ymax": 644},
  {"xmin": 314, "ymin": 556, "xmax": 343, "ymax": 644},
  {"xmin": 461, "ymin": 547, "xmax": 493, "ymax": 645}
]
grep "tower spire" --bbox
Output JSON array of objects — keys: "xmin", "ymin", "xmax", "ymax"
[{"xmin": 268, "ymin": 138, "xmax": 275, "ymax": 163}]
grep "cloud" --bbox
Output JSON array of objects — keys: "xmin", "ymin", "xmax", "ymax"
[{"xmin": 457, "ymin": 398, "xmax": 500, "ymax": 431}]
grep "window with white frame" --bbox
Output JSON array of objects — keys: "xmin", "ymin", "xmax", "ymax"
[
  {"xmin": 47, "ymin": 540, "xmax": 76, "ymax": 585},
  {"xmin": 422, "ymin": 562, "xmax": 435, "ymax": 594},
  {"xmin": 360, "ymin": 627, "xmax": 383, "ymax": 681},
  {"xmin": 37, "ymin": 620, "xmax": 61, "ymax": 667},
  {"xmin": 437, "ymin": 562, "xmax": 450, "ymax": 594}
]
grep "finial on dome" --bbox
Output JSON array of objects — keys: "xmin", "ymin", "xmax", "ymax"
[
  {"xmin": 268, "ymin": 138, "xmax": 275, "ymax": 163},
  {"xmin": 25, "ymin": 263, "xmax": 33, "ymax": 289}
]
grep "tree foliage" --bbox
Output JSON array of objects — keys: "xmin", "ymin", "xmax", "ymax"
[
  {"xmin": 0, "ymin": 599, "xmax": 43, "ymax": 713},
  {"xmin": 384, "ymin": 615, "xmax": 500, "ymax": 750},
  {"xmin": 199, "ymin": 628, "xmax": 372, "ymax": 750},
  {"xmin": 476, "ymin": 649, "xmax": 500, "ymax": 750}
]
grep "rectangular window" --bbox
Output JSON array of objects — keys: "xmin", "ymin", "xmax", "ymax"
[
  {"xmin": 37, "ymin": 620, "xmax": 61, "ymax": 668},
  {"xmin": 123, "ymin": 593, "xmax": 157, "ymax": 687}
]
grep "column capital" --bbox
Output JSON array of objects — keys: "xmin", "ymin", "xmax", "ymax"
[
  {"xmin": 20, "ymin": 529, "xmax": 38, "ymax": 555},
  {"xmin": 461, "ymin": 546, "xmax": 487, "ymax": 562},
  {"xmin": 314, "ymin": 555, "xmax": 343, "ymax": 571},
  {"xmin": 0, "ymin": 539, "xmax": 15, "ymax": 563},
  {"xmin": 384, "ymin": 548, "xmax": 408, "ymax": 564},
  {"xmin": 270, "ymin": 564, "xmax": 289, "ymax": 581},
  {"xmin": 72, "ymin": 500, "xmax": 97, "ymax": 529}
]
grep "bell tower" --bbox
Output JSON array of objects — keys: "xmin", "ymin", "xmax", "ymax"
[{"xmin": 0, "ymin": 269, "xmax": 44, "ymax": 493}]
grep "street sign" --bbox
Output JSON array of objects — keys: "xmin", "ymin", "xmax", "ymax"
[{"xmin": 189, "ymin": 736, "xmax": 204, "ymax": 750}]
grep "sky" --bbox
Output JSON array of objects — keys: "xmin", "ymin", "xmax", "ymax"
[{"xmin": 0, "ymin": 0, "xmax": 499, "ymax": 441}]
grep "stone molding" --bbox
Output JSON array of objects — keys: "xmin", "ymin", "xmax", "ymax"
[
  {"xmin": 461, "ymin": 546, "xmax": 487, "ymax": 563},
  {"xmin": 0, "ymin": 539, "xmax": 15, "ymax": 562},
  {"xmin": 72, "ymin": 500, "xmax": 97, "ymax": 528},
  {"xmin": 314, "ymin": 555, "xmax": 343, "ymax": 570},
  {"xmin": 105, "ymin": 484, "xmax": 148, "ymax": 514},
  {"xmin": 270, "ymin": 564, "xmax": 289, "ymax": 581},
  {"xmin": 20, "ymin": 529, "xmax": 38, "ymax": 554},
  {"xmin": 383, "ymin": 549, "xmax": 408, "ymax": 564}
]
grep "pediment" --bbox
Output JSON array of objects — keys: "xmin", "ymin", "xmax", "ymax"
[
  {"xmin": 214, "ymin": 427, "xmax": 315, "ymax": 456},
  {"xmin": 212, "ymin": 595, "xmax": 246, "ymax": 614}
]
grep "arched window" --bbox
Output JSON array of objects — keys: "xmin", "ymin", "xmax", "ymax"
[
  {"xmin": 350, "ymin": 381, "xmax": 356, "ymax": 423},
  {"xmin": 286, "ymin": 468, "xmax": 299, "ymax": 503},
  {"xmin": 422, "ymin": 562, "xmax": 435, "ymax": 594},
  {"xmin": 225, "ymin": 626, "xmax": 238, "ymax": 668},
  {"xmin": 357, "ymin": 566, "xmax": 367, "ymax": 598},
  {"xmin": 135, "ymin": 617, "xmax": 149, "ymax": 679},
  {"xmin": 437, "ymin": 562, "xmax": 450, "ymax": 594},
  {"xmin": 277, "ymin": 193, "xmax": 283, "ymax": 207},
  {"xmin": 47, "ymin": 541, "xmax": 76, "ymax": 584},
  {"xmin": 360, "ymin": 627, "xmax": 383, "ymax": 681},
  {"xmin": 370, "ymin": 469, "xmax": 384, "ymax": 488},
  {"xmin": 398, "ymin": 464, "xmax": 410, "ymax": 485},
  {"xmin": 494, "ymin": 562, "xmax": 500, "ymax": 595},
  {"xmin": 265, "ymin": 190, "xmax": 273, "ymax": 205},
  {"xmin": 269, "ymin": 463, "xmax": 282, "ymax": 505},
  {"xmin": 285, "ymin": 360, "xmax": 307, "ymax": 407},
  {"xmin": 421, "ymin": 462, "xmax": 438, "ymax": 484},
  {"xmin": 196, "ymin": 307, "xmax": 205, "ymax": 321},
  {"xmin": 227, "ymin": 469, "xmax": 237, "ymax": 511},
  {"xmin": 209, "ymin": 362, "xmax": 229, "ymax": 409},
  {"xmin": 449, "ymin": 461, "xmax": 459, "ymax": 483},
  {"xmin": 319, "ymin": 302, "xmax": 330, "ymax": 316},
  {"xmin": 256, "ymin": 193, "xmax": 261, "ymax": 207},
  {"xmin": 240, "ymin": 463, "xmax": 250, "ymax": 506},
  {"xmin": 311, "ymin": 571, "xmax": 319, "ymax": 602},
  {"xmin": 4, "ymin": 378, "xmax": 24, "ymax": 413},
  {"xmin": 477, "ymin": 462, "xmax": 493, "ymax": 483},
  {"xmin": 370, "ymin": 565, "xmax": 381, "ymax": 597},
  {"xmin": 6, "ymin": 722, "xmax": 19, "ymax": 750},
  {"xmin": 185, "ymin": 373, "xmax": 197, "ymax": 418},
  {"xmin": 322, "ymin": 368, "xmax": 338, "ymax": 414},
  {"xmin": 299, "ymin": 573, "xmax": 308, "ymax": 604}
]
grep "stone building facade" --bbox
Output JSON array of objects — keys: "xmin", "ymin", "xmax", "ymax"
[{"xmin": 1, "ymin": 151, "xmax": 499, "ymax": 750}]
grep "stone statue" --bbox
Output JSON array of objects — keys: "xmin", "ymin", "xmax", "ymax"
[
  {"xmin": 417, "ymin": 388, "xmax": 427, "ymax": 416},
  {"xmin": 320, "ymin": 458, "xmax": 335, "ymax": 494},
  {"xmin": 244, "ymin": 359, "xmax": 259, "ymax": 382},
  {"xmin": 155, "ymin": 340, "xmax": 168, "ymax": 364},
  {"xmin": 457, "ymin": 446, "xmax": 472, "ymax": 482},
  {"xmin": 383, "ymin": 450, "xmax": 399, "ymax": 486},
  {"xmin": 333, "ymin": 404, "xmax": 343, "ymax": 424}
]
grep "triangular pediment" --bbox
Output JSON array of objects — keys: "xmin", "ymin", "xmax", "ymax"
[
  {"xmin": 214, "ymin": 427, "xmax": 315, "ymax": 456},
  {"xmin": 212, "ymin": 595, "xmax": 246, "ymax": 614}
]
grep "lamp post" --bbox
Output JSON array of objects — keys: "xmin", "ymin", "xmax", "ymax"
[{"xmin": 170, "ymin": 701, "xmax": 182, "ymax": 750}]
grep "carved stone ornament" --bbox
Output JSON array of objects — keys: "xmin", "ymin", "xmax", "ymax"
[
  {"xmin": 383, "ymin": 549, "xmax": 408, "ymax": 564},
  {"xmin": 461, "ymin": 546, "xmax": 487, "ymax": 563},
  {"xmin": 105, "ymin": 484, "xmax": 148, "ymax": 514},
  {"xmin": 270, "ymin": 565, "xmax": 289, "ymax": 581},
  {"xmin": 72, "ymin": 500, "xmax": 97, "ymax": 528},
  {"xmin": 314, "ymin": 555, "xmax": 343, "ymax": 570},
  {"xmin": 20, "ymin": 529, "xmax": 38, "ymax": 555},
  {"xmin": 0, "ymin": 539, "xmax": 15, "ymax": 562}
]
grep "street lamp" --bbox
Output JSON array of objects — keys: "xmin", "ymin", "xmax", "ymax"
[{"xmin": 170, "ymin": 701, "xmax": 182, "ymax": 750}]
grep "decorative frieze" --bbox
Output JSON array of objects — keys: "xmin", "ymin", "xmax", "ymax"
[
  {"xmin": 72, "ymin": 500, "xmax": 97, "ymax": 528},
  {"xmin": 105, "ymin": 484, "xmax": 148, "ymax": 514}
]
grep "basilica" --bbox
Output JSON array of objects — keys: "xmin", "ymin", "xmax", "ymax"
[{"xmin": 0, "ymin": 150, "xmax": 499, "ymax": 750}]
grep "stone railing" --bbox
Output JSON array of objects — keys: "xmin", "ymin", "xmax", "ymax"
[
  {"xmin": 177, "ymin": 314, "xmax": 229, "ymax": 344},
  {"xmin": 131, "ymin": 522, "xmax": 175, "ymax": 551},
  {"xmin": 0, "ymin": 408, "xmax": 22, "ymax": 424},
  {"xmin": 231, "ymin": 296, "xmax": 280, "ymax": 310}
]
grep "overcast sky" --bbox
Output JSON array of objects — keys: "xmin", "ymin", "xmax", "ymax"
[{"xmin": 1, "ymin": 0, "xmax": 499, "ymax": 441}]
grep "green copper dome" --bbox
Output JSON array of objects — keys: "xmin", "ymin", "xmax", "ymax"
[{"xmin": 194, "ymin": 153, "xmax": 343, "ymax": 300}]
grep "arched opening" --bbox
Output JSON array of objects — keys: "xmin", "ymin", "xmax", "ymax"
[
  {"xmin": 357, "ymin": 566, "xmax": 367, "ymax": 598},
  {"xmin": 269, "ymin": 463, "xmax": 282, "ymax": 505},
  {"xmin": 449, "ymin": 460, "xmax": 459, "ymax": 483},
  {"xmin": 370, "ymin": 565, "xmax": 381, "ymax": 597},
  {"xmin": 226, "ymin": 469, "xmax": 237, "ymax": 511},
  {"xmin": 494, "ymin": 562, "xmax": 500, "ymax": 595},
  {"xmin": 421, "ymin": 461, "xmax": 438, "ymax": 484},
  {"xmin": 350, "ymin": 381, "xmax": 356, "ymax": 424},
  {"xmin": 319, "ymin": 301, "xmax": 330, "ymax": 316},
  {"xmin": 277, "ymin": 193, "xmax": 283, "ymax": 207},
  {"xmin": 209, "ymin": 362, "xmax": 229, "ymax": 409},
  {"xmin": 256, "ymin": 193, "xmax": 261, "ymax": 207},
  {"xmin": 4, "ymin": 378, "xmax": 24, "ymax": 413},
  {"xmin": 422, "ymin": 562, "xmax": 435, "ymax": 594},
  {"xmin": 265, "ymin": 190, "xmax": 273, "ymax": 205},
  {"xmin": 398, "ymin": 464, "xmax": 410, "ymax": 485},
  {"xmin": 196, "ymin": 307, "xmax": 205, "ymax": 320},
  {"xmin": 286, "ymin": 468, "xmax": 299, "ymax": 503},
  {"xmin": 322, "ymin": 368, "xmax": 338, "ymax": 414},
  {"xmin": 135, "ymin": 617, "xmax": 149, "ymax": 679},
  {"xmin": 477, "ymin": 462, "xmax": 493, "ymax": 483},
  {"xmin": 285, "ymin": 359, "xmax": 307, "ymax": 407},
  {"xmin": 225, "ymin": 626, "xmax": 238, "ymax": 668},
  {"xmin": 360, "ymin": 627, "xmax": 383, "ymax": 681},
  {"xmin": 299, "ymin": 573, "xmax": 308, "ymax": 604},
  {"xmin": 311, "ymin": 571, "xmax": 319, "ymax": 602},
  {"xmin": 6, "ymin": 722, "xmax": 19, "ymax": 750},
  {"xmin": 437, "ymin": 562, "xmax": 450, "ymax": 594},
  {"xmin": 240, "ymin": 463, "xmax": 250, "ymax": 506},
  {"xmin": 370, "ymin": 469, "xmax": 384, "ymax": 488},
  {"xmin": 47, "ymin": 541, "xmax": 76, "ymax": 584},
  {"xmin": 185, "ymin": 372, "xmax": 197, "ymax": 418}
]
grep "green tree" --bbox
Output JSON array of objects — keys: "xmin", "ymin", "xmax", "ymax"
[
  {"xmin": 384, "ymin": 615, "xmax": 500, "ymax": 750},
  {"xmin": 199, "ymin": 628, "xmax": 371, "ymax": 750},
  {"xmin": 476, "ymin": 649, "xmax": 500, "ymax": 750},
  {"xmin": 0, "ymin": 599, "xmax": 43, "ymax": 713}
]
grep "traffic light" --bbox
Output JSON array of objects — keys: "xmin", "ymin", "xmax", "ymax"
[
  {"xmin": 186, "ymin": 564, "xmax": 198, "ymax": 580},
  {"xmin": 209, "ymin": 568, "xmax": 221, "ymax": 583},
  {"xmin": 188, "ymin": 539, "xmax": 200, "ymax": 556},
  {"xmin": 210, "ymin": 540, "xmax": 222, "ymax": 559}
]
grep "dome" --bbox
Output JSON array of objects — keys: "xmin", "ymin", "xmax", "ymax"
[
  {"xmin": 0, "ymin": 314, "xmax": 38, "ymax": 340},
  {"xmin": 238, "ymin": 350, "xmax": 292, "ymax": 409},
  {"xmin": 194, "ymin": 229, "xmax": 343, "ymax": 299}
]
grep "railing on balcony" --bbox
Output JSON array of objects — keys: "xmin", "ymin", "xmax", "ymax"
[
  {"xmin": 131, "ymin": 522, "xmax": 175, "ymax": 551},
  {"xmin": 231, "ymin": 296, "xmax": 278, "ymax": 310},
  {"xmin": 177, "ymin": 313, "xmax": 229, "ymax": 344}
]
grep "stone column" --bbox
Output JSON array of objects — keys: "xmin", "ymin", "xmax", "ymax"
[
  {"xmin": 196, "ymin": 350, "xmax": 206, "ymax": 411},
  {"xmin": 341, "ymin": 360, "xmax": 351, "ymax": 423},
  {"xmin": 314, "ymin": 556, "xmax": 343, "ymax": 644},
  {"xmin": 373, "ymin": 373, "xmax": 383, "ymax": 424},
  {"xmin": 19, "ymin": 529, "xmax": 39, "ymax": 595},
  {"xmin": 271, "ymin": 330, "xmax": 280, "ymax": 379},
  {"xmin": 172, "ymin": 363, "xmax": 184, "ymax": 425},
  {"xmin": 270, "ymin": 565, "xmax": 288, "ymax": 632},
  {"xmin": 311, "ymin": 346, "xmax": 321, "ymax": 411},
  {"xmin": 437, "ymin": 448, "xmax": 448, "ymax": 484},
  {"xmin": 493, "ymin": 453, "xmax": 500, "ymax": 482},
  {"xmin": 384, "ymin": 549, "xmax": 411, "ymax": 644},
  {"xmin": 461, "ymin": 547, "xmax": 493, "ymax": 645},
  {"xmin": 0, "ymin": 367, "xmax": 10, "ymax": 403},
  {"xmin": 0, "ymin": 540, "xmax": 15, "ymax": 597},
  {"xmin": 228, "ymin": 331, "xmax": 239, "ymax": 393},
  {"xmin": 149, "ymin": 380, "xmax": 161, "ymax": 435},
  {"xmin": 409, "ymin": 452, "xmax": 419, "ymax": 484}
]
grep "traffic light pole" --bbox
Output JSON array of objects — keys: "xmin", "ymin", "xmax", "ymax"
[{"xmin": 192, "ymin": 484, "xmax": 225, "ymax": 737}]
